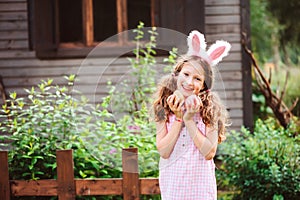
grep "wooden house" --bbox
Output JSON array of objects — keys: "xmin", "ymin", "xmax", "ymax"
[{"xmin": 0, "ymin": 0, "xmax": 252, "ymax": 131}]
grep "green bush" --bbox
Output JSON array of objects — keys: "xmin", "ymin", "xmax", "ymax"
[
  {"xmin": 0, "ymin": 76, "xmax": 115, "ymax": 180},
  {"xmin": 0, "ymin": 76, "xmax": 160, "ymax": 200},
  {"xmin": 216, "ymin": 118, "xmax": 300, "ymax": 200}
]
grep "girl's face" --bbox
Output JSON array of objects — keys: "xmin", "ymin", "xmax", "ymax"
[{"xmin": 177, "ymin": 62, "xmax": 205, "ymax": 98}]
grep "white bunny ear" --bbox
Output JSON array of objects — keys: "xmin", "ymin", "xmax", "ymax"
[
  {"xmin": 207, "ymin": 40, "xmax": 231, "ymax": 66},
  {"xmin": 187, "ymin": 30, "xmax": 207, "ymax": 56}
]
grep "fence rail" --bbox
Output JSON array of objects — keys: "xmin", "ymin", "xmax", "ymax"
[{"xmin": 0, "ymin": 148, "xmax": 160, "ymax": 200}]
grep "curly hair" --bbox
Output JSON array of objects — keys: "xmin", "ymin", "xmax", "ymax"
[{"xmin": 152, "ymin": 55, "xmax": 230, "ymax": 143}]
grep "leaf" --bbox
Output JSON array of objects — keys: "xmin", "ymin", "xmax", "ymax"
[
  {"xmin": 10, "ymin": 92, "xmax": 17, "ymax": 99},
  {"xmin": 79, "ymin": 170, "xmax": 87, "ymax": 178}
]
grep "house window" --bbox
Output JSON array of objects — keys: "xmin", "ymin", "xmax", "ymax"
[
  {"xmin": 57, "ymin": 0, "xmax": 153, "ymax": 48},
  {"xmin": 30, "ymin": 0, "xmax": 204, "ymax": 59}
]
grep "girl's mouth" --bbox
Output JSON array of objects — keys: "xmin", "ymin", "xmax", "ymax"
[
  {"xmin": 180, "ymin": 85, "xmax": 194, "ymax": 96},
  {"xmin": 181, "ymin": 84, "xmax": 193, "ymax": 92}
]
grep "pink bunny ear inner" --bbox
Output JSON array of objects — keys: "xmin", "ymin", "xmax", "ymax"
[
  {"xmin": 207, "ymin": 40, "xmax": 231, "ymax": 66},
  {"xmin": 187, "ymin": 30, "xmax": 207, "ymax": 57},
  {"xmin": 192, "ymin": 34, "xmax": 200, "ymax": 53},
  {"xmin": 209, "ymin": 46, "xmax": 226, "ymax": 60}
]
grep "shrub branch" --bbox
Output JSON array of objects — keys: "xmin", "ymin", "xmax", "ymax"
[{"xmin": 242, "ymin": 33, "xmax": 298, "ymax": 129}]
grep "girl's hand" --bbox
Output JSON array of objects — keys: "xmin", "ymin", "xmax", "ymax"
[
  {"xmin": 183, "ymin": 94, "xmax": 202, "ymax": 121},
  {"xmin": 167, "ymin": 94, "xmax": 184, "ymax": 119}
]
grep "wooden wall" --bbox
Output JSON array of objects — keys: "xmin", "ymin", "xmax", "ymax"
[
  {"xmin": 0, "ymin": 0, "xmax": 245, "ymax": 130},
  {"xmin": 205, "ymin": 0, "xmax": 244, "ymax": 130}
]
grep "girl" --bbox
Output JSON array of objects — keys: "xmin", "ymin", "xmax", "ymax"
[{"xmin": 152, "ymin": 31, "xmax": 231, "ymax": 199}]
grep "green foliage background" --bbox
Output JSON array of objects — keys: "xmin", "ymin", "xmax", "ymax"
[
  {"xmin": 251, "ymin": 0, "xmax": 300, "ymax": 119},
  {"xmin": 251, "ymin": 0, "xmax": 300, "ymax": 66},
  {"xmin": 216, "ymin": 118, "xmax": 300, "ymax": 200}
]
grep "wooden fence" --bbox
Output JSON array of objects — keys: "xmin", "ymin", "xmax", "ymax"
[{"xmin": 0, "ymin": 148, "xmax": 160, "ymax": 200}]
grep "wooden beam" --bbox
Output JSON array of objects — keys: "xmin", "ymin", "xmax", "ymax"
[
  {"xmin": 140, "ymin": 178, "xmax": 160, "ymax": 194},
  {"xmin": 122, "ymin": 148, "xmax": 139, "ymax": 200},
  {"xmin": 151, "ymin": 0, "xmax": 156, "ymax": 27},
  {"xmin": 10, "ymin": 180, "xmax": 57, "ymax": 196},
  {"xmin": 10, "ymin": 178, "xmax": 161, "ymax": 196},
  {"xmin": 75, "ymin": 179, "xmax": 123, "ymax": 195},
  {"xmin": 0, "ymin": 151, "xmax": 10, "ymax": 200},
  {"xmin": 240, "ymin": 0, "xmax": 253, "ymax": 131},
  {"xmin": 116, "ymin": 0, "xmax": 128, "ymax": 44},
  {"xmin": 82, "ymin": 0, "xmax": 94, "ymax": 46},
  {"xmin": 56, "ymin": 150, "xmax": 76, "ymax": 199},
  {"xmin": 116, "ymin": 0, "xmax": 128, "ymax": 32}
]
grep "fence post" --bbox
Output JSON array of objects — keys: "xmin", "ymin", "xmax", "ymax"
[
  {"xmin": 56, "ymin": 150, "xmax": 76, "ymax": 200},
  {"xmin": 0, "ymin": 151, "xmax": 10, "ymax": 200},
  {"xmin": 122, "ymin": 148, "xmax": 140, "ymax": 200}
]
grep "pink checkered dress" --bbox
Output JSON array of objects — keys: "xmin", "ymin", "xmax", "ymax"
[{"xmin": 159, "ymin": 113, "xmax": 217, "ymax": 200}]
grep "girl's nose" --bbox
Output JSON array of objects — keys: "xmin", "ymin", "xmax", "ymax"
[{"xmin": 187, "ymin": 77, "xmax": 193, "ymax": 85}]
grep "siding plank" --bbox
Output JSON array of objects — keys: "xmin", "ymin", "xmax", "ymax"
[
  {"xmin": 206, "ymin": 6, "xmax": 240, "ymax": 15},
  {"xmin": 230, "ymin": 118, "xmax": 243, "ymax": 130},
  {"xmin": 205, "ymin": 0, "xmax": 239, "ymax": 6},
  {"xmin": 0, "ymin": 12, "xmax": 27, "ymax": 21},
  {"xmin": 218, "ymin": 62, "xmax": 242, "ymax": 71},
  {"xmin": 0, "ymin": 31, "xmax": 28, "ymax": 39},
  {"xmin": 3, "ymin": 74, "xmax": 132, "ymax": 87},
  {"xmin": 225, "ymin": 100, "xmax": 243, "ymax": 109},
  {"xmin": 0, "ymin": 0, "xmax": 26, "ymax": 2},
  {"xmin": 0, "ymin": 50, "xmax": 35, "ymax": 59},
  {"xmin": 0, "ymin": 58, "xmax": 131, "ymax": 67},
  {"xmin": 229, "ymin": 109, "xmax": 243, "ymax": 118},
  {"xmin": 0, "ymin": 2, "xmax": 27, "ymax": 12},
  {"xmin": 219, "ymin": 71, "xmax": 242, "ymax": 80},
  {"xmin": 213, "ymin": 81, "xmax": 242, "ymax": 90},
  {"xmin": 224, "ymin": 90, "xmax": 243, "ymax": 99},
  {"xmin": 206, "ymin": 33, "xmax": 241, "ymax": 43},
  {"xmin": 0, "ymin": 40, "xmax": 28, "ymax": 50},
  {"xmin": 0, "ymin": 21, "xmax": 27, "ymax": 30},
  {"xmin": 0, "ymin": 65, "xmax": 131, "ymax": 77},
  {"xmin": 206, "ymin": 24, "xmax": 240, "ymax": 34},
  {"xmin": 206, "ymin": 15, "xmax": 240, "ymax": 24}
]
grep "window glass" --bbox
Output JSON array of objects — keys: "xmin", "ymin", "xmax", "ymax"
[
  {"xmin": 127, "ymin": 0, "xmax": 151, "ymax": 41},
  {"xmin": 58, "ymin": 0, "xmax": 83, "ymax": 43},
  {"xmin": 93, "ymin": 0, "xmax": 118, "ymax": 42},
  {"xmin": 127, "ymin": 0, "xmax": 151, "ymax": 30}
]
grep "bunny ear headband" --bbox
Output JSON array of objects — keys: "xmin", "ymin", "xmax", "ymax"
[{"xmin": 186, "ymin": 30, "xmax": 231, "ymax": 66}]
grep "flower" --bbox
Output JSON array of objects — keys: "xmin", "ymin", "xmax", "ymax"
[
  {"xmin": 109, "ymin": 148, "xmax": 117, "ymax": 154},
  {"xmin": 128, "ymin": 125, "xmax": 141, "ymax": 135}
]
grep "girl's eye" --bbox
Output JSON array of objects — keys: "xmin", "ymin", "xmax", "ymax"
[
  {"xmin": 196, "ymin": 78, "xmax": 202, "ymax": 81},
  {"xmin": 184, "ymin": 73, "xmax": 189, "ymax": 76}
]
